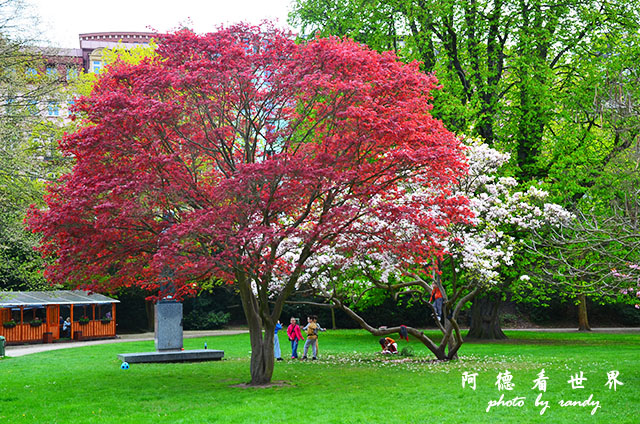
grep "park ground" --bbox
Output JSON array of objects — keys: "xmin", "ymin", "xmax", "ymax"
[{"xmin": 1, "ymin": 329, "xmax": 638, "ymax": 423}]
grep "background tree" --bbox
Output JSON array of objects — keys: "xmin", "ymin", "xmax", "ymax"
[
  {"xmin": 290, "ymin": 0, "xmax": 640, "ymax": 333},
  {"xmin": 28, "ymin": 25, "xmax": 469, "ymax": 385},
  {"xmin": 525, "ymin": 29, "xmax": 640, "ymax": 329},
  {"xmin": 0, "ymin": 0, "xmax": 72, "ymax": 290},
  {"xmin": 291, "ymin": 140, "xmax": 570, "ymax": 355},
  {"xmin": 290, "ymin": 0, "xmax": 638, "ymax": 177},
  {"xmin": 528, "ymin": 143, "xmax": 640, "ymax": 330}
]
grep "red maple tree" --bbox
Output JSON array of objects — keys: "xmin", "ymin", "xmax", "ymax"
[{"xmin": 28, "ymin": 24, "xmax": 469, "ymax": 384}]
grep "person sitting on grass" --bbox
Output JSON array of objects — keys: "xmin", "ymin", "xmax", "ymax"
[{"xmin": 379, "ymin": 337, "xmax": 398, "ymax": 354}]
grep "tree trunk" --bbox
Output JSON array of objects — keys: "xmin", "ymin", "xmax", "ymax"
[
  {"xmin": 465, "ymin": 295, "xmax": 507, "ymax": 340},
  {"xmin": 145, "ymin": 299, "xmax": 154, "ymax": 331},
  {"xmin": 247, "ymin": 320, "xmax": 275, "ymax": 385},
  {"xmin": 331, "ymin": 307, "xmax": 336, "ymax": 330},
  {"xmin": 577, "ymin": 293, "xmax": 591, "ymax": 331},
  {"xmin": 237, "ymin": 273, "xmax": 276, "ymax": 385}
]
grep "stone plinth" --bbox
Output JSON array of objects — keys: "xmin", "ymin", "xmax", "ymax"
[
  {"xmin": 118, "ymin": 349, "xmax": 224, "ymax": 363},
  {"xmin": 155, "ymin": 300, "xmax": 183, "ymax": 351}
]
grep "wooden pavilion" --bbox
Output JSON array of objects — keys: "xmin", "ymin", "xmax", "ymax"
[{"xmin": 0, "ymin": 291, "xmax": 119, "ymax": 345}]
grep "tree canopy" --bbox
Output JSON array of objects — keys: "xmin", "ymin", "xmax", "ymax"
[
  {"xmin": 297, "ymin": 139, "xmax": 569, "ymax": 357},
  {"xmin": 290, "ymin": 0, "xmax": 640, "ymax": 185},
  {"xmin": 28, "ymin": 24, "xmax": 469, "ymax": 384}
]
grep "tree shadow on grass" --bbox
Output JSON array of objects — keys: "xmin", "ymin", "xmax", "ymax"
[{"xmin": 230, "ymin": 380, "xmax": 293, "ymax": 389}]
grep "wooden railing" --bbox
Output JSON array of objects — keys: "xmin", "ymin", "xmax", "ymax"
[
  {"xmin": 71, "ymin": 320, "xmax": 116, "ymax": 339},
  {"xmin": 1, "ymin": 323, "xmax": 46, "ymax": 344},
  {"xmin": 0, "ymin": 321, "xmax": 116, "ymax": 344}
]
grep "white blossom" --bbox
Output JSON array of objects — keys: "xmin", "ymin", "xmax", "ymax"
[{"xmin": 259, "ymin": 137, "xmax": 572, "ymax": 297}]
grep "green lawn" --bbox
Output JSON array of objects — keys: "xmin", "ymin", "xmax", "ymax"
[{"xmin": 1, "ymin": 330, "xmax": 638, "ymax": 423}]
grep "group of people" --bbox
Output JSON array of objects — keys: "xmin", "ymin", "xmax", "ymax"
[
  {"xmin": 270, "ymin": 285, "xmax": 443, "ymax": 360},
  {"xmin": 273, "ymin": 315, "xmax": 326, "ymax": 361},
  {"xmin": 273, "ymin": 314, "xmax": 401, "ymax": 359}
]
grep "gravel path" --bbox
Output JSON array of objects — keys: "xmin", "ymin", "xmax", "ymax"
[
  {"xmin": 503, "ymin": 327, "xmax": 640, "ymax": 333},
  {"xmin": 4, "ymin": 329, "xmax": 248, "ymax": 357}
]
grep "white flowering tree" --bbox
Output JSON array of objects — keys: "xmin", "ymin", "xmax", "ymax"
[
  {"xmin": 527, "ymin": 194, "xmax": 640, "ymax": 329},
  {"xmin": 289, "ymin": 139, "xmax": 572, "ymax": 359}
]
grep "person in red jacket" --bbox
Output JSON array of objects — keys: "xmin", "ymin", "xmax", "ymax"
[
  {"xmin": 287, "ymin": 317, "xmax": 304, "ymax": 359},
  {"xmin": 430, "ymin": 285, "xmax": 443, "ymax": 320}
]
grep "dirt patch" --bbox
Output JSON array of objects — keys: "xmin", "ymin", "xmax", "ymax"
[{"xmin": 230, "ymin": 380, "xmax": 293, "ymax": 389}]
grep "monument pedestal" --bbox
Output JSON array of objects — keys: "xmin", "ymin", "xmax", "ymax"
[
  {"xmin": 118, "ymin": 349, "xmax": 224, "ymax": 363},
  {"xmin": 118, "ymin": 299, "xmax": 224, "ymax": 363}
]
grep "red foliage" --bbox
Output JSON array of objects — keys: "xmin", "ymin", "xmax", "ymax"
[{"xmin": 28, "ymin": 23, "xmax": 469, "ymax": 300}]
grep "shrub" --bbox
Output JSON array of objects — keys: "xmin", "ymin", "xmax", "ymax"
[
  {"xmin": 500, "ymin": 313, "xmax": 519, "ymax": 326},
  {"xmin": 400, "ymin": 346, "xmax": 414, "ymax": 357},
  {"xmin": 183, "ymin": 310, "xmax": 230, "ymax": 330}
]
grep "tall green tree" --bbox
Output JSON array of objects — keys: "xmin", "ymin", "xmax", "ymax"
[
  {"xmin": 290, "ymin": 0, "xmax": 640, "ymax": 182},
  {"xmin": 0, "ymin": 0, "xmax": 71, "ymax": 290},
  {"xmin": 291, "ymin": 0, "xmax": 640, "ymax": 332}
]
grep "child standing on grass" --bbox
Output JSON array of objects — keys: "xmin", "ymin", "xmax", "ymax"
[
  {"xmin": 274, "ymin": 321, "xmax": 283, "ymax": 361},
  {"xmin": 302, "ymin": 315, "xmax": 326, "ymax": 360},
  {"xmin": 287, "ymin": 317, "xmax": 304, "ymax": 359}
]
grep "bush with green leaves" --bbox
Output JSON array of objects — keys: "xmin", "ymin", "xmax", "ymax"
[{"xmin": 183, "ymin": 310, "xmax": 230, "ymax": 330}]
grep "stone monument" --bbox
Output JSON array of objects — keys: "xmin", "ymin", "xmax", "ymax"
[{"xmin": 154, "ymin": 299, "xmax": 183, "ymax": 351}]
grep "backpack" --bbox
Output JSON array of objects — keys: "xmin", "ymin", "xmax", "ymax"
[
  {"xmin": 306, "ymin": 322, "xmax": 317, "ymax": 337},
  {"xmin": 399, "ymin": 325, "xmax": 409, "ymax": 341}
]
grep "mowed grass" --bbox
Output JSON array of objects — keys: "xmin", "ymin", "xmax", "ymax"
[{"xmin": 1, "ymin": 330, "xmax": 638, "ymax": 423}]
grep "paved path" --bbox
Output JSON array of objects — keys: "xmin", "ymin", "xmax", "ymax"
[
  {"xmin": 4, "ymin": 327, "xmax": 638, "ymax": 358},
  {"xmin": 4, "ymin": 329, "xmax": 248, "ymax": 357},
  {"xmin": 503, "ymin": 327, "xmax": 640, "ymax": 333}
]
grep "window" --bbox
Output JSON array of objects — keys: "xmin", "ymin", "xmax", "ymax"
[
  {"xmin": 46, "ymin": 66, "xmax": 58, "ymax": 77},
  {"xmin": 11, "ymin": 308, "xmax": 21, "ymax": 323},
  {"xmin": 66, "ymin": 67, "xmax": 78, "ymax": 80},
  {"xmin": 99, "ymin": 304, "xmax": 112, "ymax": 319},
  {"xmin": 23, "ymin": 306, "xmax": 46, "ymax": 323},
  {"xmin": 91, "ymin": 60, "xmax": 102, "ymax": 74},
  {"xmin": 25, "ymin": 67, "xmax": 37, "ymax": 77},
  {"xmin": 73, "ymin": 305, "xmax": 92, "ymax": 321},
  {"xmin": 47, "ymin": 101, "xmax": 60, "ymax": 116}
]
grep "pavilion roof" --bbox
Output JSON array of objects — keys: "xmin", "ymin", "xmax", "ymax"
[{"xmin": 0, "ymin": 291, "xmax": 119, "ymax": 307}]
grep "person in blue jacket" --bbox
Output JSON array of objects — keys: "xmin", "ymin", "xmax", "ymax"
[{"xmin": 274, "ymin": 320, "xmax": 283, "ymax": 361}]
